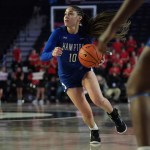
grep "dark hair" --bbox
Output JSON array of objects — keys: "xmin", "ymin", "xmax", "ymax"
[{"xmin": 70, "ymin": 5, "xmax": 130, "ymax": 40}]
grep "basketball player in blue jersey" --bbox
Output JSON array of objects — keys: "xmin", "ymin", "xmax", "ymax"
[
  {"xmin": 98, "ymin": 0, "xmax": 150, "ymax": 150},
  {"xmin": 40, "ymin": 5, "xmax": 127, "ymax": 145}
]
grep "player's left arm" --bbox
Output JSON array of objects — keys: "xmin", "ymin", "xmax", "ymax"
[{"xmin": 40, "ymin": 29, "xmax": 60, "ymax": 61}]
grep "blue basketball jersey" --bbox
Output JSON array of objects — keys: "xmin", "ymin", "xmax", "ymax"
[{"xmin": 40, "ymin": 26, "xmax": 93, "ymax": 79}]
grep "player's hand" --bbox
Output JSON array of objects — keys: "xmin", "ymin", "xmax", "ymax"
[
  {"xmin": 52, "ymin": 47, "xmax": 63, "ymax": 56},
  {"xmin": 95, "ymin": 55, "xmax": 105, "ymax": 68},
  {"xmin": 97, "ymin": 55, "xmax": 105, "ymax": 67},
  {"xmin": 99, "ymin": 55, "xmax": 105, "ymax": 65}
]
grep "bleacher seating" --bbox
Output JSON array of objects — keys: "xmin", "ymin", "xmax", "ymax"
[{"xmin": 0, "ymin": 0, "xmax": 36, "ymax": 53}]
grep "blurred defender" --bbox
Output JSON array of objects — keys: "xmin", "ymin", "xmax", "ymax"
[{"xmin": 97, "ymin": 0, "xmax": 150, "ymax": 150}]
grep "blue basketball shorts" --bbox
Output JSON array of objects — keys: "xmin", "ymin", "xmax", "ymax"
[{"xmin": 59, "ymin": 68, "xmax": 92, "ymax": 92}]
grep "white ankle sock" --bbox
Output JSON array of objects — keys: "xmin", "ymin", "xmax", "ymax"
[
  {"xmin": 89, "ymin": 123, "xmax": 99, "ymax": 130},
  {"xmin": 138, "ymin": 146, "xmax": 150, "ymax": 150}
]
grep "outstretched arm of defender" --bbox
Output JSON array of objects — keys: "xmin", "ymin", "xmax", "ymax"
[{"xmin": 98, "ymin": 0, "xmax": 144, "ymax": 53}]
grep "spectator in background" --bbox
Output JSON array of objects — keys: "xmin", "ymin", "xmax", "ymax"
[
  {"xmin": 112, "ymin": 38, "xmax": 124, "ymax": 54},
  {"xmin": 130, "ymin": 51, "xmax": 138, "ymax": 67},
  {"xmin": 12, "ymin": 66, "xmax": 24, "ymax": 106},
  {"xmin": 0, "ymin": 66, "xmax": 8, "ymax": 112},
  {"xmin": 32, "ymin": 68, "xmax": 48, "ymax": 110},
  {"xmin": 137, "ymin": 42, "xmax": 144, "ymax": 56},
  {"xmin": 28, "ymin": 49, "xmax": 39, "ymax": 71},
  {"xmin": 116, "ymin": 57, "xmax": 124, "ymax": 69},
  {"xmin": 12, "ymin": 46, "xmax": 22, "ymax": 71},
  {"xmin": 120, "ymin": 47, "xmax": 129, "ymax": 63},
  {"xmin": 109, "ymin": 63, "xmax": 121, "ymax": 76},
  {"xmin": 126, "ymin": 35, "xmax": 137, "ymax": 54},
  {"xmin": 96, "ymin": 75, "xmax": 121, "ymax": 102},
  {"xmin": 122, "ymin": 62, "xmax": 133, "ymax": 83},
  {"xmin": 122, "ymin": 38, "xmax": 127, "ymax": 47},
  {"xmin": 110, "ymin": 53, "xmax": 121, "ymax": 64},
  {"xmin": 108, "ymin": 52, "xmax": 124, "ymax": 70},
  {"xmin": 34, "ymin": 58, "xmax": 42, "ymax": 72},
  {"xmin": 47, "ymin": 57, "xmax": 57, "ymax": 79}
]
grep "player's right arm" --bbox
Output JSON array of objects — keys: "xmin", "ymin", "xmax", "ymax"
[
  {"xmin": 40, "ymin": 29, "xmax": 62, "ymax": 61},
  {"xmin": 98, "ymin": 0, "xmax": 144, "ymax": 53}
]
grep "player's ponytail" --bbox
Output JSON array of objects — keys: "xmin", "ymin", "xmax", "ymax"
[
  {"xmin": 71, "ymin": 5, "xmax": 130, "ymax": 40},
  {"xmin": 87, "ymin": 11, "xmax": 131, "ymax": 40}
]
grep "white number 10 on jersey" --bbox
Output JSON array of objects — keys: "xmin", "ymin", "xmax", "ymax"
[{"xmin": 69, "ymin": 54, "xmax": 77, "ymax": 62}]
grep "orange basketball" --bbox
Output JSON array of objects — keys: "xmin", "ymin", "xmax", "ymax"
[{"xmin": 78, "ymin": 44, "xmax": 103, "ymax": 68}]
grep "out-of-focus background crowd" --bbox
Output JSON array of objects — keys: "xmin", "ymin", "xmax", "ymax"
[{"xmin": 0, "ymin": 0, "xmax": 150, "ymax": 105}]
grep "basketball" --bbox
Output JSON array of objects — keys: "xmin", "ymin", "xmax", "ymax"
[{"xmin": 78, "ymin": 44, "xmax": 103, "ymax": 68}]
